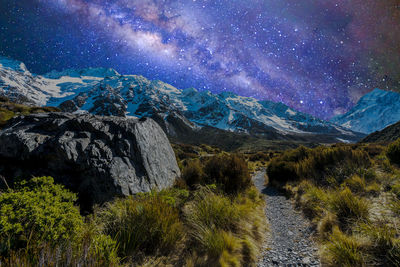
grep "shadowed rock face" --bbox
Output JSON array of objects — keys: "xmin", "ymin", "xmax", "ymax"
[{"xmin": 0, "ymin": 113, "xmax": 180, "ymax": 209}]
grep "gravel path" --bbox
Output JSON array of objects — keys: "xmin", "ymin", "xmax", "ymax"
[{"xmin": 253, "ymin": 170, "xmax": 321, "ymax": 266}]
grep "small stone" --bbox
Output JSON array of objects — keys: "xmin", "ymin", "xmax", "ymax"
[{"xmin": 302, "ymin": 256, "xmax": 311, "ymax": 264}]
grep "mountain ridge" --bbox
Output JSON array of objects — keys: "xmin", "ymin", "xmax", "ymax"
[
  {"xmin": 331, "ymin": 88, "xmax": 400, "ymax": 134},
  {"xmin": 0, "ymin": 56, "xmax": 363, "ymax": 144}
]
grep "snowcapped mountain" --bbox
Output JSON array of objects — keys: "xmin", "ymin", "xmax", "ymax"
[
  {"xmin": 331, "ymin": 89, "xmax": 400, "ymax": 134},
  {"xmin": 0, "ymin": 56, "xmax": 363, "ymax": 143}
]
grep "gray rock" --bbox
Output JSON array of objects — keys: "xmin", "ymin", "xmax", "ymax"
[{"xmin": 0, "ymin": 113, "xmax": 180, "ymax": 209}]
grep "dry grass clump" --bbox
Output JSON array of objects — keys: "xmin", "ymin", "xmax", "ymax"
[
  {"xmin": 95, "ymin": 193, "xmax": 184, "ymax": 260},
  {"xmin": 184, "ymin": 186, "xmax": 266, "ymax": 266},
  {"xmin": 296, "ymin": 180, "xmax": 330, "ymax": 220},
  {"xmin": 341, "ymin": 174, "xmax": 366, "ymax": 194},
  {"xmin": 322, "ymin": 226, "xmax": 368, "ymax": 267},
  {"xmin": 329, "ymin": 187, "xmax": 369, "ymax": 230}
]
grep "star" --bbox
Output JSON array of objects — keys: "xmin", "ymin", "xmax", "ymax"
[{"xmin": 0, "ymin": 0, "xmax": 399, "ymax": 120}]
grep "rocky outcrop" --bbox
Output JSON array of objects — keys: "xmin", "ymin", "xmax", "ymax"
[{"xmin": 0, "ymin": 113, "xmax": 180, "ymax": 209}]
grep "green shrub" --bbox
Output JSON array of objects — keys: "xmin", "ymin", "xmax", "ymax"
[
  {"xmin": 0, "ymin": 177, "xmax": 83, "ymax": 255},
  {"xmin": 96, "ymin": 192, "xmax": 183, "ymax": 258},
  {"xmin": 0, "ymin": 176, "xmax": 119, "ymax": 265},
  {"xmin": 387, "ymin": 138, "xmax": 400, "ymax": 165}
]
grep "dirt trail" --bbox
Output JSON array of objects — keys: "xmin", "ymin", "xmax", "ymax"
[{"xmin": 253, "ymin": 170, "xmax": 320, "ymax": 266}]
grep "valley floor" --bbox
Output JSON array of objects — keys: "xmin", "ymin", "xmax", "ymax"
[{"xmin": 253, "ymin": 170, "xmax": 320, "ymax": 266}]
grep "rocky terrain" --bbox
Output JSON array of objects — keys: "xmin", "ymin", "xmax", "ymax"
[
  {"xmin": 0, "ymin": 113, "xmax": 180, "ymax": 209},
  {"xmin": 253, "ymin": 170, "xmax": 320, "ymax": 266}
]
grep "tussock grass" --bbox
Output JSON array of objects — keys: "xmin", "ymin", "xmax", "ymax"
[
  {"xmin": 323, "ymin": 226, "xmax": 368, "ymax": 267},
  {"xmin": 298, "ymin": 181, "xmax": 330, "ymax": 220},
  {"xmin": 329, "ymin": 187, "xmax": 369, "ymax": 230},
  {"xmin": 96, "ymin": 192, "xmax": 184, "ymax": 259},
  {"xmin": 317, "ymin": 211, "xmax": 338, "ymax": 240},
  {"xmin": 184, "ymin": 186, "xmax": 266, "ymax": 266},
  {"xmin": 342, "ymin": 175, "xmax": 366, "ymax": 194}
]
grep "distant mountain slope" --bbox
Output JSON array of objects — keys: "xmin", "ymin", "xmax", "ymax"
[
  {"xmin": 0, "ymin": 56, "xmax": 363, "ymax": 143},
  {"xmin": 361, "ymin": 120, "xmax": 400, "ymax": 143},
  {"xmin": 331, "ymin": 89, "xmax": 400, "ymax": 134}
]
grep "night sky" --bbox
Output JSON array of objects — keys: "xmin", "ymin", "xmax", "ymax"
[{"xmin": 1, "ymin": 0, "xmax": 399, "ymax": 119}]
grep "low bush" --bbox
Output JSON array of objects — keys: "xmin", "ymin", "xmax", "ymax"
[
  {"xmin": 182, "ymin": 153, "xmax": 251, "ymax": 194},
  {"xmin": 182, "ymin": 159, "xmax": 205, "ymax": 189},
  {"xmin": 267, "ymin": 159, "xmax": 298, "ymax": 184},
  {"xmin": 387, "ymin": 138, "xmax": 400, "ymax": 165},
  {"xmin": 0, "ymin": 176, "xmax": 118, "ymax": 266},
  {"xmin": 267, "ymin": 145, "xmax": 370, "ymax": 186},
  {"xmin": 0, "ymin": 177, "xmax": 84, "ymax": 255},
  {"xmin": 204, "ymin": 154, "xmax": 251, "ymax": 194}
]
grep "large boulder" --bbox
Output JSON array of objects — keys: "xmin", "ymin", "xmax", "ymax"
[{"xmin": 0, "ymin": 113, "xmax": 180, "ymax": 209}]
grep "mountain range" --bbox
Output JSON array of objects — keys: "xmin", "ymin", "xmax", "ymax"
[{"xmin": 2, "ymin": 55, "xmax": 398, "ymax": 146}]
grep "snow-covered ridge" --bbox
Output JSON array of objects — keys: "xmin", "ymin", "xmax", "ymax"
[
  {"xmin": 0, "ymin": 56, "xmax": 360, "ymax": 139},
  {"xmin": 0, "ymin": 56, "xmax": 30, "ymax": 74},
  {"xmin": 331, "ymin": 89, "xmax": 400, "ymax": 134}
]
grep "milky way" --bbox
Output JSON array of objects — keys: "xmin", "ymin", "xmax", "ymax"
[{"xmin": 1, "ymin": 0, "xmax": 399, "ymax": 119}]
